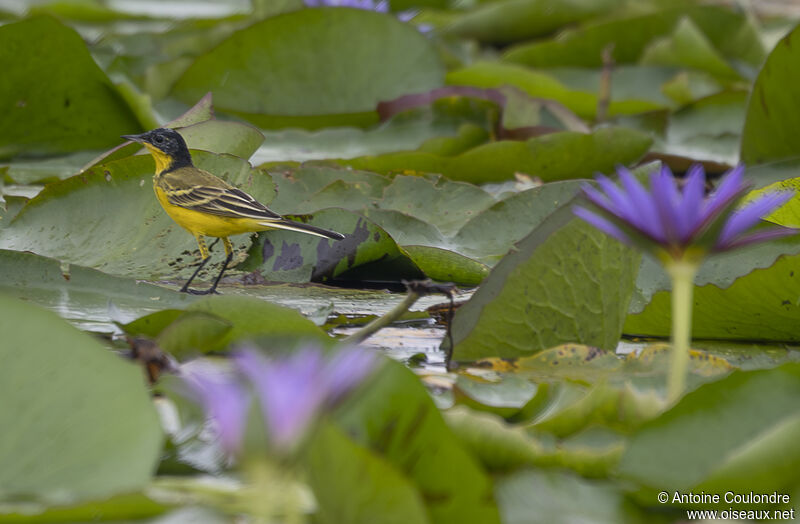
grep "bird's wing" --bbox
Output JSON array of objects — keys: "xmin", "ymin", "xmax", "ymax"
[{"xmin": 160, "ymin": 168, "xmax": 282, "ymax": 221}]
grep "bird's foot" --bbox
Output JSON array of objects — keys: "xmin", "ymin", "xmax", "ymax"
[{"xmin": 181, "ymin": 287, "xmax": 220, "ymax": 295}]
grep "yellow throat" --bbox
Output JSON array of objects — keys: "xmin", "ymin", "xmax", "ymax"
[{"xmin": 143, "ymin": 143, "xmax": 175, "ymax": 175}]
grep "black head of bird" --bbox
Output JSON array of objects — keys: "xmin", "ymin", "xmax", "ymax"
[{"xmin": 122, "ymin": 128, "xmax": 192, "ymax": 173}]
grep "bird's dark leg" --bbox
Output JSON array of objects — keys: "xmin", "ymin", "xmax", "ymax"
[
  {"xmin": 181, "ymin": 234, "xmax": 213, "ymax": 294},
  {"xmin": 204, "ymin": 237, "xmax": 235, "ymax": 295}
]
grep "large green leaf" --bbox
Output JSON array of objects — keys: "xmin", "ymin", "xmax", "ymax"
[
  {"xmin": 503, "ymin": 5, "xmax": 763, "ymax": 69},
  {"xmin": 449, "ymin": 202, "xmax": 641, "ymax": 361},
  {"xmin": 172, "ymin": 8, "xmax": 443, "ymax": 129},
  {"xmin": 446, "ymin": 62, "xmax": 663, "ymax": 120},
  {"xmin": 379, "ymin": 174, "xmax": 495, "ymax": 237},
  {"xmin": 496, "ymin": 469, "xmax": 639, "ymax": 524},
  {"xmin": 186, "ymin": 294, "xmax": 330, "ymax": 348},
  {"xmin": 625, "ymin": 236, "xmax": 800, "ymax": 340},
  {"xmin": 306, "ymin": 423, "xmax": 429, "ymax": 524},
  {"xmin": 263, "ymin": 165, "xmax": 391, "ymax": 215},
  {"xmin": 453, "ymin": 180, "xmax": 585, "ymax": 263},
  {"xmin": 0, "ymin": 492, "xmax": 168, "ymax": 523},
  {"xmin": 240, "ymin": 208, "xmax": 425, "ymax": 284},
  {"xmin": 657, "ymin": 90, "xmax": 746, "ymax": 165},
  {"xmin": 0, "ymin": 249, "xmax": 189, "ymax": 331},
  {"xmin": 618, "ymin": 364, "xmax": 800, "ymax": 497},
  {"xmin": 338, "ymin": 127, "xmax": 652, "ymax": 184},
  {"xmin": 444, "ymin": 0, "xmax": 626, "ymax": 45},
  {"xmin": 0, "ymin": 294, "xmax": 162, "ymax": 501},
  {"xmin": 639, "ymin": 17, "xmax": 741, "ymax": 82},
  {"xmin": 0, "ymin": 16, "xmax": 142, "ymax": 159},
  {"xmin": 336, "ymin": 361, "xmax": 500, "ymax": 524},
  {"xmin": 741, "ymin": 22, "xmax": 800, "ymax": 164},
  {"xmin": 0, "ymin": 152, "xmax": 276, "ymax": 281}
]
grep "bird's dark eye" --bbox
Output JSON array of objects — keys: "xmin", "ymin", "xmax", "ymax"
[{"xmin": 154, "ymin": 135, "xmax": 165, "ymax": 143}]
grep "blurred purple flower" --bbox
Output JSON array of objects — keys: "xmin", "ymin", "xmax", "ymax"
[
  {"xmin": 234, "ymin": 348, "xmax": 327, "ymax": 450},
  {"xmin": 305, "ymin": 0, "xmax": 389, "ymax": 9},
  {"xmin": 181, "ymin": 346, "xmax": 378, "ymax": 457},
  {"xmin": 303, "ymin": 0, "xmax": 430, "ymax": 32},
  {"xmin": 574, "ymin": 164, "xmax": 796, "ymax": 262},
  {"xmin": 181, "ymin": 360, "xmax": 250, "ymax": 456}
]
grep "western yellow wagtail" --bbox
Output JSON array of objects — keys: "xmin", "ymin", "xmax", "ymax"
[{"xmin": 122, "ymin": 128, "xmax": 344, "ymax": 295}]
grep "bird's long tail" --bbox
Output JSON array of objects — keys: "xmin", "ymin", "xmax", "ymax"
[{"xmin": 260, "ymin": 219, "xmax": 345, "ymax": 240}]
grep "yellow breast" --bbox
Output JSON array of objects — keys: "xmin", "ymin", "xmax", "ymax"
[{"xmin": 153, "ymin": 181, "xmax": 270, "ymax": 238}]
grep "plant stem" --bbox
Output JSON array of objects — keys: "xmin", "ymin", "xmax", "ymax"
[
  {"xmin": 665, "ymin": 259, "xmax": 699, "ymax": 403},
  {"xmin": 342, "ymin": 290, "xmax": 421, "ymax": 345}
]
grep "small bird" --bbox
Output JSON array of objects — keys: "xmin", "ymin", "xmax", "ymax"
[{"xmin": 122, "ymin": 128, "xmax": 345, "ymax": 295}]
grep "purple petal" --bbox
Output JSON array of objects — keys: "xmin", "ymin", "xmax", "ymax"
[
  {"xmin": 617, "ymin": 167, "xmax": 666, "ymax": 242},
  {"xmin": 677, "ymin": 164, "xmax": 705, "ymax": 240},
  {"xmin": 322, "ymin": 346, "xmax": 378, "ymax": 402},
  {"xmin": 181, "ymin": 361, "xmax": 249, "ymax": 456},
  {"xmin": 650, "ymin": 166, "xmax": 682, "ymax": 244},
  {"xmin": 574, "ymin": 206, "xmax": 632, "ymax": 245},
  {"xmin": 235, "ymin": 348, "xmax": 326, "ymax": 450},
  {"xmin": 581, "ymin": 181, "xmax": 620, "ymax": 218},
  {"xmin": 716, "ymin": 190, "xmax": 795, "ymax": 249},
  {"xmin": 594, "ymin": 174, "xmax": 640, "ymax": 224},
  {"xmin": 397, "ymin": 9, "xmax": 418, "ymax": 22},
  {"xmin": 696, "ymin": 165, "xmax": 750, "ymax": 231},
  {"xmin": 716, "ymin": 226, "xmax": 798, "ymax": 251}
]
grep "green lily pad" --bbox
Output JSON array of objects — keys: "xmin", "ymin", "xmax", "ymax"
[
  {"xmin": 496, "ymin": 469, "xmax": 639, "ymax": 524},
  {"xmin": 379, "ymin": 174, "xmax": 495, "ymax": 237},
  {"xmin": 153, "ymin": 311, "xmax": 233, "ymax": 358},
  {"xmin": 121, "ymin": 294, "xmax": 331, "ymax": 354},
  {"xmin": 338, "ymin": 127, "xmax": 652, "ymax": 184},
  {"xmin": 240, "ymin": 208, "xmax": 424, "ymax": 284},
  {"xmin": 264, "ymin": 165, "xmax": 390, "ymax": 215},
  {"xmin": 336, "ymin": 360, "xmax": 501, "ymax": 524},
  {"xmin": 185, "ymin": 294, "xmax": 330, "ymax": 349},
  {"xmin": 361, "ymin": 208, "xmax": 447, "ymax": 248},
  {"xmin": 0, "ymin": 249, "xmax": 189, "ymax": 331},
  {"xmin": 446, "ymin": 62, "xmax": 663, "ymax": 120},
  {"xmin": 171, "ymin": 119, "xmax": 264, "ymax": 160},
  {"xmin": 400, "ymin": 245, "xmax": 489, "ymax": 287},
  {"xmin": 448, "ymin": 202, "xmax": 641, "ymax": 361},
  {"xmin": 445, "ymin": 407, "xmax": 626, "ymax": 477},
  {"xmin": 0, "ymin": 294, "xmax": 162, "ymax": 501},
  {"xmin": 0, "ymin": 492, "xmax": 168, "ymax": 523},
  {"xmin": 0, "ymin": 16, "xmax": 142, "ymax": 159},
  {"xmin": 444, "ymin": 0, "xmax": 625, "ymax": 45},
  {"xmin": 658, "ymin": 90, "xmax": 747, "ymax": 165},
  {"xmin": 618, "ymin": 363, "xmax": 800, "ymax": 496},
  {"xmin": 639, "ymin": 17, "xmax": 741, "ymax": 82},
  {"xmin": 741, "ymin": 23, "xmax": 800, "ymax": 164},
  {"xmin": 305, "ymin": 423, "xmax": 429, "ymax": 524},
  {"xmin": 453, "ymin": 180, "xmax": 585, "ymax": 263},
  {"xmin": 172, "ymin": 8, "xmax": 443, "ymax": 129},
  {"xmin": 626, "ymin": 235, "xmax": 800, "ymax": 341},
  {"xmin": 503, "ymin": 5, "xmax": 763, "ymax": 69}
]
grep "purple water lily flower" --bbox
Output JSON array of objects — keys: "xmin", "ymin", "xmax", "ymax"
[
  {"xmin": 574, "ymin": 164, "xmax": 795, "ymax": 263},
  {"xmin": 180, "ymin": 346, "xmax": 378, "ymax": 457},
  {"xmin": 304, "ymin": 0, "xmax": 389, "ymax": 9},
  {"xmin": 181, "ymin": 360, "xmax": 250, "ymax": 456},
  {"xmin": 303, "ymin": 0, "xmax": 429, "ymax": 31}
]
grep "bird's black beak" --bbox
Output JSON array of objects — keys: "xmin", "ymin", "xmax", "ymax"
[{"xmin": 121, "ymin": 133, "xmax": 147, "ymax": 143}]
